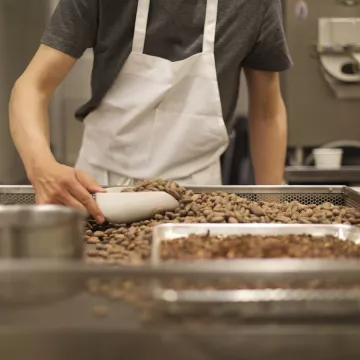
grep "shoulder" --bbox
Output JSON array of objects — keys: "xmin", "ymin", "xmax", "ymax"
[
  {"xmin": 231, "ymin": 0, "xmax": 282, "ymax": 24},
  {"xmin": 241, "ymin": 0, "xmax": 282, "ymax": 17},
  {"xmin": 239, "ymin": 0, "xmax": 280, "ymax": 11},
  {"xmin": 262, "ymin": 0, "xmax": 283, "ymax": 16}
]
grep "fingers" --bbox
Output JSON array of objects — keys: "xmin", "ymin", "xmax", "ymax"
[
  {"xmin": 35, "ymin": 169, "xmax": 105, "ymax": 224},
  {"xmin": 69, "ymin": 182, "xmax": 105, "ymax": 224},
  {"xmin": 60, "ymin": 194, "xmax": 87, "ymax": 212},
  {"xmin": 76, "ymin": 170, "xmax": 106, "ymax": 193},
  {"xmin": 36, "ymin": 189, "xmax": 86, "ymax": 211}
]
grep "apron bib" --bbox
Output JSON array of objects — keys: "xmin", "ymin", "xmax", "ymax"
[{"xmin": 76, "ymin": 0, "xmax": 229, "ymax": 186}]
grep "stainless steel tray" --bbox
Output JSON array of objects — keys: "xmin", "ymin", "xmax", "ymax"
[
  {"xmin": 151, "ymin": 223, "xmax": 360, "ymax": 265},
  {"xmin": 1, "ymin": 185, "xmax": 360, "ymax": 210},
  {"xmin": 153, "ymin": 288, "xmax": 360, "ymax": 319},
  {"xmin": 151, "ymin": 223, "xmax": 360, "ymax": 318},
  {"xmin": 152, "ymin": 279, "xmax": 360, "ymax": 319}
]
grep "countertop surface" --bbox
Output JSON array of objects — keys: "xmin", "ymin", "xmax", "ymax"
[{"xmin": 285, "ymin": 166, "xmax": 360, "ymax": 184}]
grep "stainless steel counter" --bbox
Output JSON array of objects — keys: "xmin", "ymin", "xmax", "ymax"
[
  {"xmin": 3, "ymin": 324, "xmax": 360, "ymax": 360},
  {"xmin": 285, "ymin": 166, "xmax": 360, "ymax": 184}
]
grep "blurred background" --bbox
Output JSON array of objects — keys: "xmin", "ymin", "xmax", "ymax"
[{"xmin": 1, "ymin": 0, "xmax": 360, "ymax": 187}]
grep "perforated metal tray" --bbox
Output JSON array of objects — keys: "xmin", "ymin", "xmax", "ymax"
[{"xmin": 1, "ymin": 185, "xmax": 360, "ymax": 209}]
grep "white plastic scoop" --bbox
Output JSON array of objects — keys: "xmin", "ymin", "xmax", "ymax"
[{"xmin": 95, "ymin": 189, "xmax": 179, "ymax": 224}]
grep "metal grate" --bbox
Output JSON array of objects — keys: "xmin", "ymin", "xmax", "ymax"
[
  {"xmin": 237, "ymin": 192, "xmax": 345, "ymax": 206},
  {"xmin": 0, "ymin": 193, "xmax": 35, "ymax": 206},
  {"xmin": 0, "ymin": 186, "xmax": 358, "ymax": 210},
  {"xmin": 0, "ymin": 192, "xmax": 345, "ymax": 207}
]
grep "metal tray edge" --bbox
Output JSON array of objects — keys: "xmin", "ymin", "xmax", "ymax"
[
  {"xmin": 0, "ymin": 185, "xmax": 348, "ymax": 195},
  {"xmin": 153, "ymin": 288, "xmax": 360, "ymax": 303},
  {"xmin": 0, "ymin": 185, "xmax": 34, "ymax": 194},
  {"xmin": 344, "ymin": 186, "xmax": 360, "ymax": 204},
  {"xmin": 186, "ymin": 185, "xmax": 346, "ymax": 194}
]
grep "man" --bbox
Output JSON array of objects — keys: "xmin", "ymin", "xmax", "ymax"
[{"xmin": 9, "ymin": 0, "xmax": 291, "ymax": 223}]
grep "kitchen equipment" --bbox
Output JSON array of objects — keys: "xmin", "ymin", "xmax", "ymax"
[
  {"xmin": 281, "ymin": 1, "xmax": 360, "ymax": 148},
  {"xmin": 285, "ymin": 165, "xmax": 360, "ymax": 184},
  {"xmin": 0, "ymin": 259, "xmax": 84, "ymax": 305},
  {"xmin": 151, "ymin": 223, "xmax": 360, "ymax": 319},
  {"xmin": 153, "ymin": 285, "xmax": 360, "ymax": 319},
  {"xmin": 1, "ymin": 185, "xmax": 360, "ymax": 209},
  {"xmin": 0, "ymin": 205, "xmax": 86, "ymax": 259},
  {"xmin": 151, "ymin": 223, "xmax": 360, "ymax": 265},
  {"xmin": 0, "ymin": 205, "xmax": 87, "ymax": 304},
  {"xmin": 313, "ymin": 148, "xmax": 344, "ymax": 169},
  {"xmin": 95, "ymin": 191, "xmax": 179, "ymax": 224}
]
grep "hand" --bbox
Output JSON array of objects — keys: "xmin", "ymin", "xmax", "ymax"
[{"xmin": 30, "ymin": 161, "xmax": 106, "ymax": 223}]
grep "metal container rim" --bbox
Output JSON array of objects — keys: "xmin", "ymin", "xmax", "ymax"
[{"xmin": 0, "ymin": 204, "xmax": 87, "ymax": 228}]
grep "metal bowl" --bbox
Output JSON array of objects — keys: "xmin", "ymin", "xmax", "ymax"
[
  {"xmin": 0, "ymin": 205, "xmax": 86, "ymax": 259},
  {"xmin": 0, "ymin": 205, "xmax": 87, "ymax": 304}
]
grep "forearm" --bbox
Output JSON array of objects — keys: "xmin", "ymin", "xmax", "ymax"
[
  {"xmin": 9, "ymin": 79, "xmax": 56, "ymax": 180},
  {"xmin": 249, "ymin": 99, "xmax": 287, "ymax": 185}
]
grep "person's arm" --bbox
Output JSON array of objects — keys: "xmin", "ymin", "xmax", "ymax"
[
  {"xmin": 10, "ymin": 45, "xmax": 73, "ymax": 179},
  {"xmin": 9, "ymin": 45, "xmax": 105, "ymax": 223},
  {"xmin": 240, "ymin": 0, "xmax": 292, "ymax": 184},
  {"xmin": 10, "ymin": 0, "xmax": 105, "ymax": 223},
  {"xmin": 244, "ymin": 69, "xmax": 287, "ymax": 185}
]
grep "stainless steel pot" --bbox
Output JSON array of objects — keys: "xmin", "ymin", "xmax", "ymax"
[
  {"xmin": 0, "ymin": 205, "xmax": 86, "ymax": 259},
  {"xmin": 0, "ymin": 205, "xmax": 87, "ymax": 304}
]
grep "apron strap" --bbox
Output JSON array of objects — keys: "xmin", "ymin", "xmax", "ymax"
[
  {"xmin": 132, "ymin": 0, "xmax": 150, "ymax": 53},
  {"xmin": 132, "ymin": 0, "xmax": 219, "ymax": 54},
  {"xmin": 203, "ymin": 0, "xmax": 219, "ymax": 54}
]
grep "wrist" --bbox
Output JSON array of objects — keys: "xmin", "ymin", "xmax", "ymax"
[{"xmin": 24, "ymin": 151, "xmax": 57, "ymax": 183}]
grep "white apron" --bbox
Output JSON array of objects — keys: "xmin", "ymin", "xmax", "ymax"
[{"xmin": 75, "ymin": 0, "xmax": 229, "ymax": 187}]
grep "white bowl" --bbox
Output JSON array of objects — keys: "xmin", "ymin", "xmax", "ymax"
[
  {"xmin": 313, "ymin": 148, "xmax": 343, "ymax": 169},
  {"xmin": 95, "ymin": 191, "xmax": 179, "ymax": 224}
]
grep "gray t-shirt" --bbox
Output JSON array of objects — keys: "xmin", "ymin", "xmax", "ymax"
[{"xmin": 41, "ymin": 0, "xmax": 292, "ymax": 129}]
